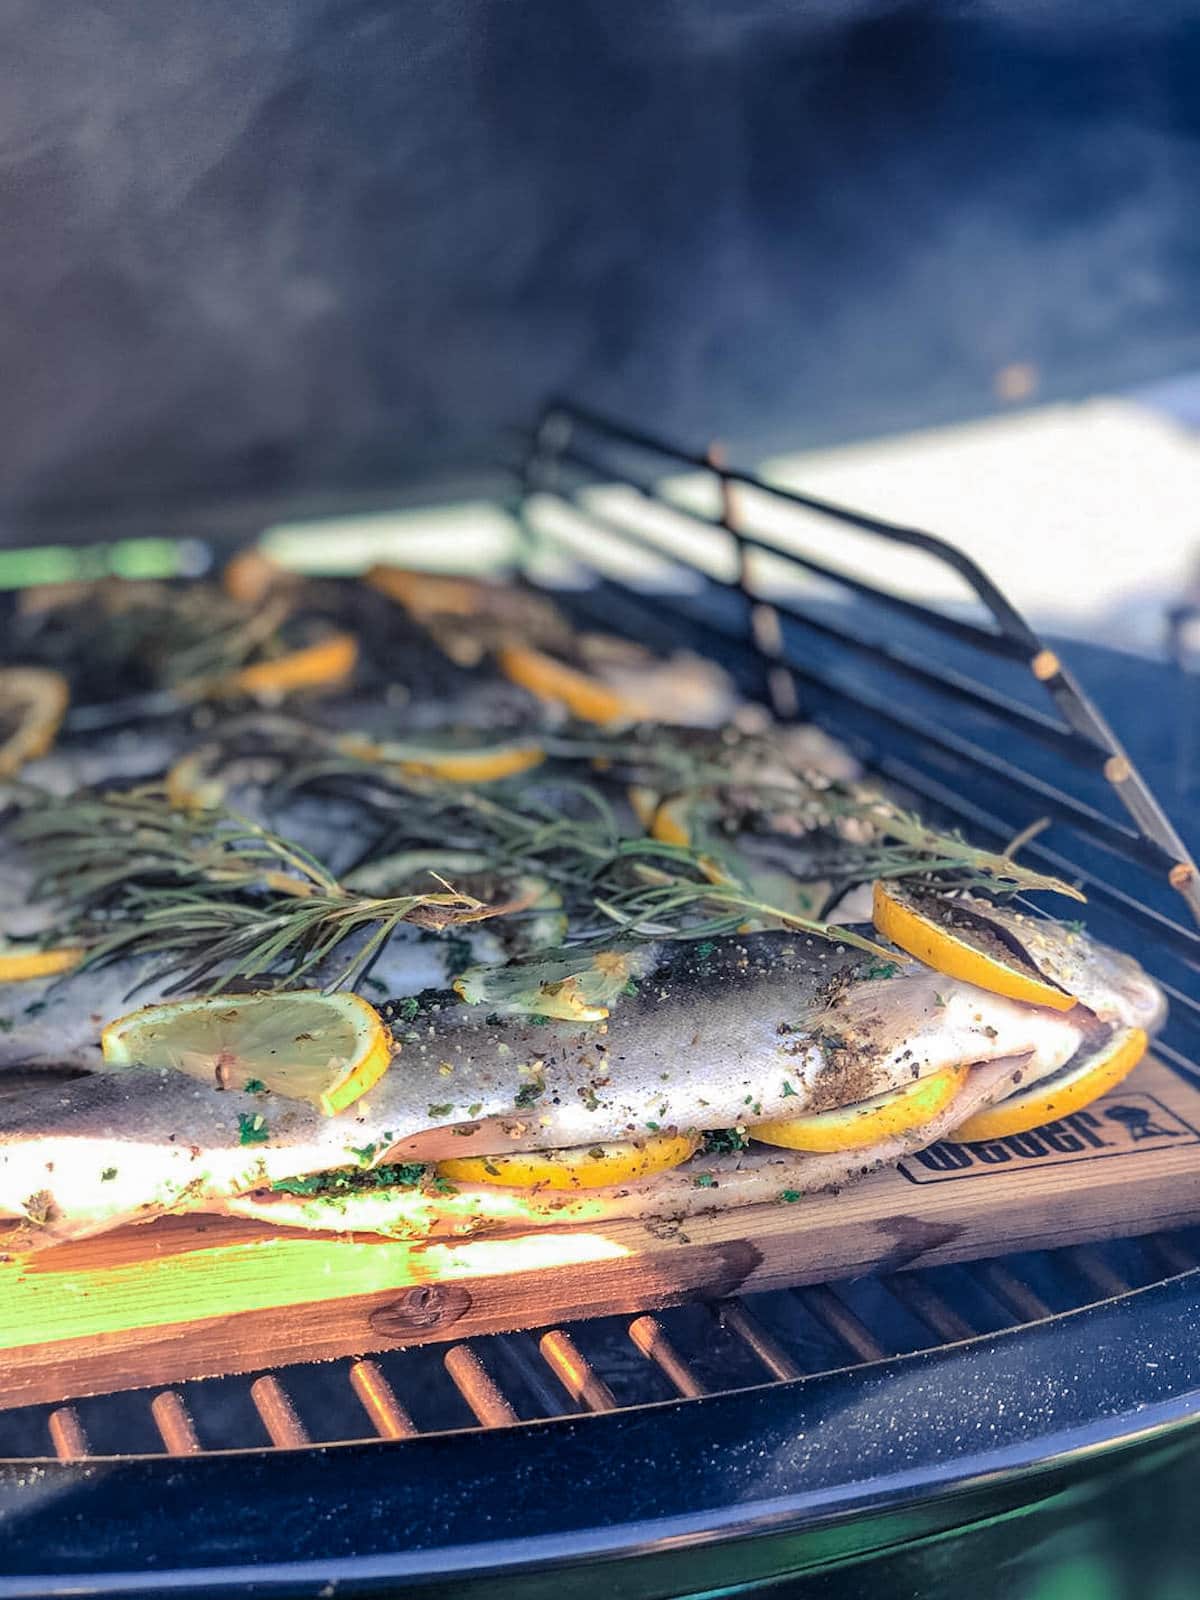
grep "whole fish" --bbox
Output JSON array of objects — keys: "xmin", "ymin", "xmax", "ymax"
[{"xmin": 0, "ymin": 924, "xmax": 1164, "ymax": 1251}]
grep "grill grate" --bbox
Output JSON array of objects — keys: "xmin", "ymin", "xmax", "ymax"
[
  {"xmin": 4, "ymin": 1228, "xmax": 1197, "ymax": 1461},
  {"xmin": 4, "ymin": 408, "xmax": 1200, "ymax": 1511},
  {"xmin": 518, "ymin": 401, "xmax": 1200, "ymax": 1076}
]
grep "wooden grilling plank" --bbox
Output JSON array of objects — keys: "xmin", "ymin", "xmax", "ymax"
[{"xmin": 2, "ymin": 1056, "xmax": 1199, "ymax": 1411}]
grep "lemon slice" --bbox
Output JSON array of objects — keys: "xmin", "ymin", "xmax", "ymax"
[
  {"xmin": 337, "ymin": 733, "xmax": 544, "ymax": 783},
  {"xmin": 952, "ymin": 1026, "xmax": 1148, "ymax": 1142},
  {"xmin": 0, "ymin": 668, "xmax": 70, "ymax": 778},
  {"xmin": 222, "ymin": 549, "xmax": 286, "ymax": 605},
  {"xmin": 650, "ymin": 792, "xmax": 694, "ymax": 848},
  {"xmin": 220, "ymin": 632, "xmax": 359, "ymax": 699},
  {"xmin": 752, "ymin": 1062, "xmax": 969, "ymax": 1153},
  {"xmin": 0, "ymin": 945, "xmax": 83, "ymax": 983},
  {"xmin": 873, "ymin": 881, "xmax": 1076, "ymax": 1012},
  {"xmin": 366, "ymin": 566, "xmax": 488, "ymax": 619},
  {"xmin": 101, "ymin": 991, "xmax": 393, "ymax": 1117},
  {"xmin": 438, "ymin": 1132, "xmax": 699, "ymax": 1191},
  {"xmin": 497, "ymin": 643, "xmax": 637, "ymax": 725},
  {"xmin": 627, "ymin": 785, "xmax": 661, "ymax": 830}
]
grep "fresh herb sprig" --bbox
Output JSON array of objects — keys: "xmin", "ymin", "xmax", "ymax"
[{"xmin": 13, "ymin": 786, "xmax": 491, "ymax": 993}]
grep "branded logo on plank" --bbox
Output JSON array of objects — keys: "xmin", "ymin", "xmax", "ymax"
[{"xmin": 898, "ymin": 1092, "xmax": 1199, "ymax": 1185}]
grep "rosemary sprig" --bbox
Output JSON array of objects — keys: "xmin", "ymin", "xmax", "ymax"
[{"xmin": 12, "ymin": 787, "xmax": 489, "ymax": 993}]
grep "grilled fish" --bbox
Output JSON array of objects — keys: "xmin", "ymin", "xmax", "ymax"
[{"xmin": 0, "ymin": 925, "xmax": 1164, "ymax": 1250}]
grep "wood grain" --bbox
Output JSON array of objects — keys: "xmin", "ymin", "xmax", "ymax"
[{"xmin": 3, "ymin": 1057, "xmax": 1199, "ymax": 1409}]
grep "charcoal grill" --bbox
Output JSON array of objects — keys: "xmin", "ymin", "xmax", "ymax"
[{"xmin": 4, "ymin": 404, "xmax": 1200, "ymax": 1599}]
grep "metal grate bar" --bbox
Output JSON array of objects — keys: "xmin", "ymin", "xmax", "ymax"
[
  {"xmin": 249, "ymin": 1376, "xmax": 310, "ymax": 1449},
  {"xmin": 1065, "ymin": 1247, "xmax": 1133, "ymax": 1301},
  {"xmin": 873, "ymin": 752, "xmax": 1200, "ymax": 971},
  {"xmin": 540, "ymin": 402, "xmax": 1042, "ymax": 648},
  {"xmin": 349, "ymin": 1360, "xmax": 418, "ymax": 1440},
  {"xmin": 781, "ymin": 655, "xmax": 1175, "ymax": 877},
  {"xmin": 546, "ymin": 442, "xmax": 1031, "ymax": 662},
  {"xmin": 528, "ymin": 401, "xmax": 1200, "ymax": 920},
  {"xmin": 970, "ymin": 1261, "xmax": 1053, "ymax": 1324},
  {"xmin": 794, "ymin": 1284, "xmax": 887, "ymax": 1363},
  {"xmin": 628, "ymin": 1315, "xmax": 709, "ymax": 1397},
  {"xmin": 47, "ymin": 1408, "xmax": 89, "ymax": 1461},
  {"xmin": 538, "ymin": 1330, "xmax": 618, "ymax": 1412},
  {"xmin": 1146, "ymin": 1233, "xmax": 1200, "ymax": 1276},
  {"xmin": 714, "ymin": 1299, "xmax": 804, "ymax": 1381},
  {"xmin": 444, "ymin": 1345, "xmax": 520, "ymax": 1428},
  {"xmin": 540, "ymin": 455, "xmax": 1100, "ymax": 766},
  {"xmin": 884, "ymin": 1275, "xmax": 977, "ymax": 1343},
  {"xmin": 150, "ymin": 1391, "xmax": 201, "ymax": 1455}
]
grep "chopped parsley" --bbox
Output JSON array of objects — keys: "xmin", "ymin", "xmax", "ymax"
[
  {"xmin": 349, "ymin": 1142, "xmax": 379, "ymax": 1166},
  {"xmin": 513, "ymin": 1082, "xmax": 544, "ymax": 1108},
  {"xmin": 237, "ymin": 1112, "xmax": 270, "ymax": 1146},
  {"xmin": 427, "ymin": 1102, "xmax": 454, "ymax": 1118},
  {"xmin": 702, "ymin": 1127, "xmax": 751, "ymax": 1155},
  {"xmin": 396, "ymin": 996, "xmax": 421, "ymax": 1022},
  {"xmin": 863, "ymin": 960, "xmax": 900, "ymax": 980},
  {"xmin": 781, "ymin": 1080, "xmax": 798, "ymax": 1098},
  {"xmin": 467, "ymin": 1102, "xmax": 483, "ymax": 1117},
  {"xmin": 693, "ymin": 1171, "xmax": 718, "ymax": 1188},
  {"xmin": 696, "ymin": 941, "xmax": 715, "ymax": 960},
  {"xmin": 100, "ymin": 1167, "xmax": 118, "ymax": 1182},
  {"xmin": 779, "ymin": 1189, "xmax": 803, "ymax": 1204},
  {"xmin": 242, "ymin": 1078, "xmax": 266, "ymax": 1094},
  {"xmin": 622, "ymin": 978, "xmax": 639, "ymax": 996},
  {"xmin": 271, "ymin": 1161, "xmax": 457, "ymax": 1198}
]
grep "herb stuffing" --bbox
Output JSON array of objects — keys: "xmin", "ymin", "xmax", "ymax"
[
  {"xmin": 270, "ymin": 1161, "xmax": 457, "ymax": 1198},
  {"xmin": 702, "ymin": 1127, "xmax": 751, "ymax": 1155}
]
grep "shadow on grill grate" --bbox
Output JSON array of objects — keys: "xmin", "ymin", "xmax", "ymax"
[{"xmin": 5, "ymin": 1229, "xmax": 1196, "ymax": 1461}]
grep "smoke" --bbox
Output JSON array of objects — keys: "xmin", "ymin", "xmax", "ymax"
[{"xmin": 0, "ymin": 0, "xmax": 1197, "ymax": 538}]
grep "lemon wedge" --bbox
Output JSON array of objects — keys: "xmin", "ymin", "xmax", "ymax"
[
  {"xmin": 753, "ymin": 1062, "xmax": 969, "ymax": 1153},
  {"xmin": 101, "ymin": 990, "xmax": 393, "ymax": 1117},
  {"xmin": 438, "ymin": 1132, "xmax": 699, "ymax": 1191},
  {"xmin": 0, "ymin": 667, "xmax": 70, "ymax": 778},
  {"xmin": 952, "ymin": 1026, "xmax": 1148, "ymax": 1142},
  {"xmin": 0, "ymin": 945, "xmax": 83, "ymax": 983},
  {"xmin": 873, "ymin": 881, "xmax": 1076, "ymax": 1012}
]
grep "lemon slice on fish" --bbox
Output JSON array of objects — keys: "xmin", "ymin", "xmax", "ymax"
[
  {"xmin": 952, "ymin": 1026, "xmax": 1148, "ymax": 1142},
  {"xmin": 0, "ymin": 667, "xmax": 70, "ymax": 778},
  {"xmin": 0, "ymin": 944, "xmax": 83, "ymax": 983},
  {"xmin": 497, "ymin": 643, "xmax": 637, "ymax": 725},
  {"xmin": 336, "ymin": 733, "xmax": 545, "ymax": 783},
  {"xmin": 438, "ymin": 1132, "xmax": 699, "ymax": 1191},
  {"xmin": 872, "ymin": 881, "xmax": 1077, "ymax": 1012},
  {"xmin": 366, "ymin": 566, "xmax": 488, "ymax": 619},
  {"xmin": 222, "ymin": 549, "xmax": 287, "ymax": 605},
  {"xmin": 220, "ymin": 632, "xmax": 359, "ymax": 699},
  {"xmin": 752, "ymin": 1062, "xmax": 969, "ymax": 1153},
  {"xmin": 101, "ymin": 991, "xmax": 393, "ymax": 1116}
]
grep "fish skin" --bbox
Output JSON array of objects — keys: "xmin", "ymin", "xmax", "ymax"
[
  {"xmin": 0, "ymin": 932, "xmax": 1124, "ymax": 1246},
  {"xmin": 219, "ymin": 1055, "xmax": 1034, "ymax": 1240}
]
